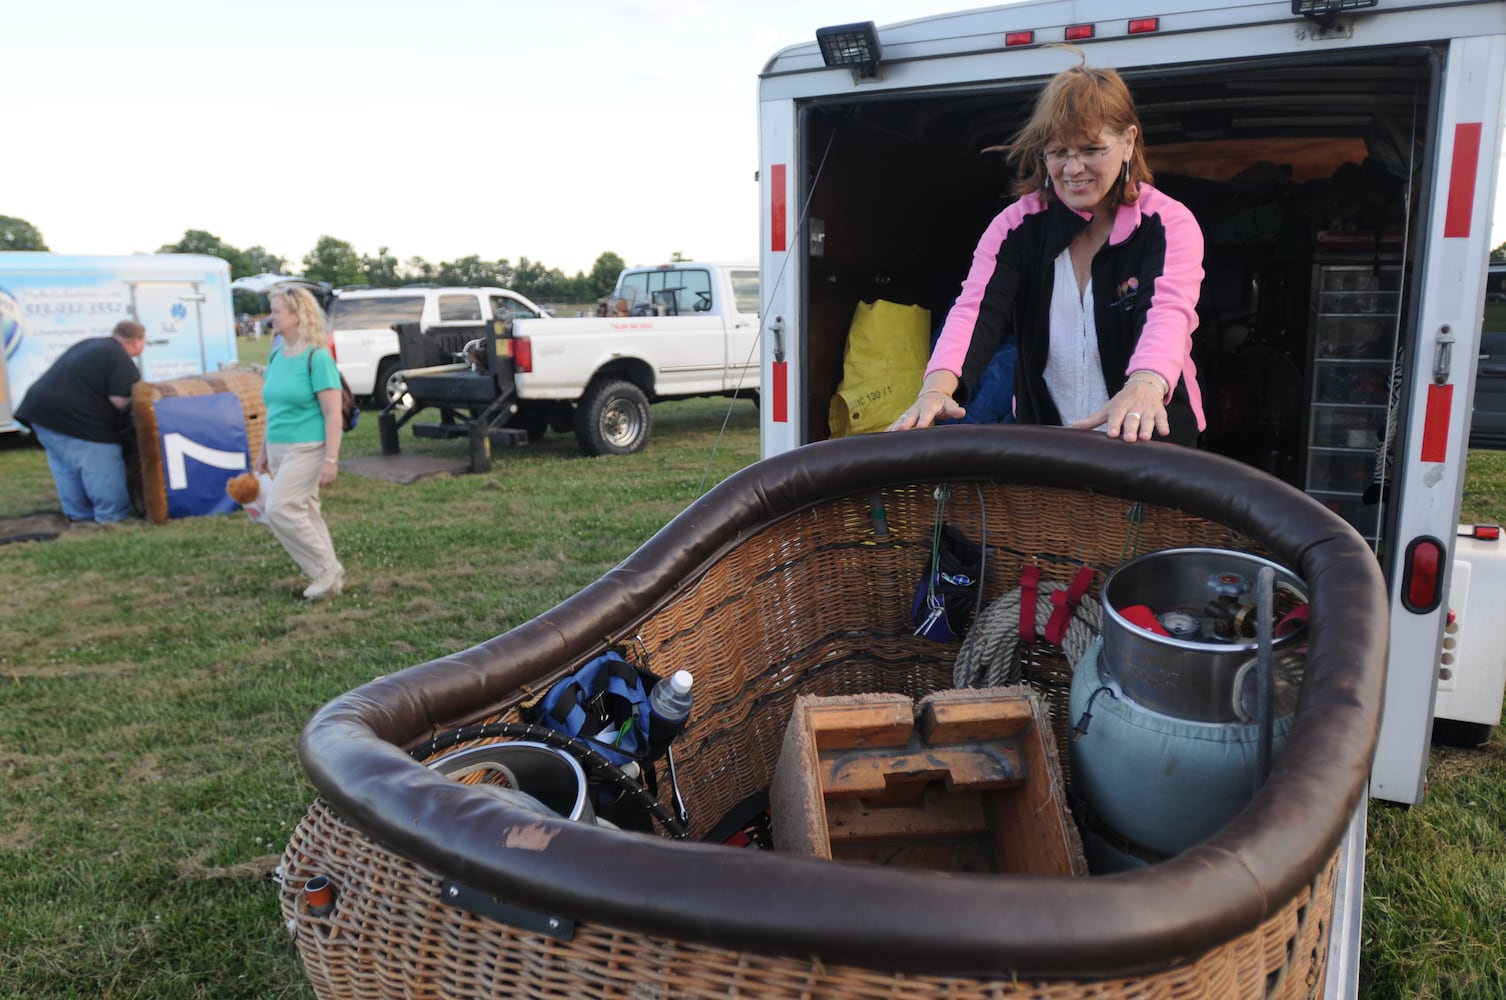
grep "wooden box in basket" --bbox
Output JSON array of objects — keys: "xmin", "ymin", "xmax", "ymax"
[{"xmin": 771, "ymin": 687, "xmax": 1086, "ymax": 876}]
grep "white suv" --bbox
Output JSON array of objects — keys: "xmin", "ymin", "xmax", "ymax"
[{"xmin": 329, "ymin": 286, "xmax": 549, "ymax": 406}]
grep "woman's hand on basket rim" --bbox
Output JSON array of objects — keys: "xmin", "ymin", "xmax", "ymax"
[
  {"xmin": 1071, "ymin": 373, "xmax": 1168, "ymax": 442},
  {"xmin": 889, "ymin": 374, "xmax": 967, "ymax": 431}
]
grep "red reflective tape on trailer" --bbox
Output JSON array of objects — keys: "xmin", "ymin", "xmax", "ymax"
[
  {"xmin": 1444, "ymin": 123, "xmax": 1482, "ymax": 238},
  {"xmin": 771, "ymin": 164, "xmax": 788, "ymax": 253},
  {"xmin": 1065, "ymin": 24, "xmax": 1094, "ymax": 40},
  {"xmin": 772, "ymin": 360, "xmax": 789, "ymax": 423},
  {"xmin": 1420, "ymin": 383, "xmax": 1454, "ymax": 462}
]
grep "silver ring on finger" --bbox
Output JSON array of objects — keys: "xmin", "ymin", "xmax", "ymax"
[{"xmin": 1126, "ymin": 411, "xmax": 1141, "ymax": 420}]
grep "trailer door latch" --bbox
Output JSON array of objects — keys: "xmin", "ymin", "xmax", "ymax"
[{"xmin": 1433, "ymin": 325, "xmax": 1455, "ymax": 385}]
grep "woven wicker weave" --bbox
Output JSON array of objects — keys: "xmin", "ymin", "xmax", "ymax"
[
  {"xmin": 280, "ymin": 427, "xmax": 1384, "ymax": 1000},
  {"xmin": 283, "ymin": 797, "xmax": 1336, "ymax": 1000}
]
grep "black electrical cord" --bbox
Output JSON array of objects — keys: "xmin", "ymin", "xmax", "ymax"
[
  {"xmin": 412, "ymin": 720, "xmax": 689, "ymax": 839},
  {"xmin": 1072, "ymin": 684, "xmax": 1119, "ymax": 739}
]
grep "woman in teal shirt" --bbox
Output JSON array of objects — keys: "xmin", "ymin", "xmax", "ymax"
[{"xmin": 254, "ymin": 285, "xmax": 345, "ymax": 600}]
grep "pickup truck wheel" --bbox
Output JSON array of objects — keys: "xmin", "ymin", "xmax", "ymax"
[
  {"xmin": 576, "ymin": 379, "xmax": 651, "ymax": 456},
  {"xmin": 376, "ymin": 358, "xmax": 412, "ymax": 410}
]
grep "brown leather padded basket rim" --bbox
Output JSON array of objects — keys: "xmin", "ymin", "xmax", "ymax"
[{"xmin": 281, "ymin": 425, "xmax": 1386, "ymax": 998}]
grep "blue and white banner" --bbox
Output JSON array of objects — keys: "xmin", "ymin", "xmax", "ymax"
[{"xmin": 155, "ymin": 393, "xmax": 249, "ymax": 519}]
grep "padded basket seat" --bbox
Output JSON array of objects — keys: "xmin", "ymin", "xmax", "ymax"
[{"xmin": 281, "ymin": 425, "xmax": 1386, "ymax": 999}]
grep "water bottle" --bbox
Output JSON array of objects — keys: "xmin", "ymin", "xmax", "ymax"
[{"xmin": 648, "ymin": 670, "xmax": 694, "ymax": 758}]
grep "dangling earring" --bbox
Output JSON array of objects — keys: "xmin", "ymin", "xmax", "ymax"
[{"xmin": 1122, "ymin": 159, "xmax": 1130, "ymax": 184}]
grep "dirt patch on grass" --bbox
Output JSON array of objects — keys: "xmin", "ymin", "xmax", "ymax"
[
  {"xmin": 5, "ymin": 657, "xmax": 144, "ymax": 680},
  {"xmin": 0, "ymin": 749, "xmax": 59, "ymax": 793},
  {"xmin": 362, "ymin": 572, "xmax": 439, "ymax": 599},
  {"xmin": 1431, "ymin": 738, "xmax": 1506, "ymax": 782},
  {"xmin": 128, "ymin": 754, "xmax": 163, "ymax": 785},
  {"xmin": 0, "ymin": 512, "xmax": 66, "ymax": 545},
  {"xmin": 176, "ymin": 852, "xmax": 282, "ymax": 881},
  {"xmin": 0, "ymin": 821, "xmax": 35, "ymax": 851}
]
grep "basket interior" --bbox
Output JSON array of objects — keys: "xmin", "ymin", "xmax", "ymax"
[
  {"xmin": 282, "ymin": 434, "xmax": 1380, "ymax": 999},
  {"xmin": 421, "ymin": 482, "xmax": 1265, "ymax": 843}
]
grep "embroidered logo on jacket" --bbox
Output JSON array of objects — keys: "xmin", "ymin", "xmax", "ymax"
[{"xmin": 1110, "ymin": 276, "xmax": 1141, "ymax": 311}]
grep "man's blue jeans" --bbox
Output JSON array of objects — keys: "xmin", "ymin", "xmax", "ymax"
[{"xmin": 31, "ymin": 425, "xmax": 133, "ymax": 522}]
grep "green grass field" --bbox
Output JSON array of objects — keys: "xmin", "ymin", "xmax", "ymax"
[{"xmin": 0, "ymin": 341, "xmax": 1503, "ymax": 998}]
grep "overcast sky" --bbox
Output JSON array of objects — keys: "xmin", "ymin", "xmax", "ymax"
[
  {"xmin": 6, "ymin": 1, "xmax": 963, "ymax": 276},
  {"xmin": 8, "ymin": 1, "xmax": 1506, "ymax": 277}
]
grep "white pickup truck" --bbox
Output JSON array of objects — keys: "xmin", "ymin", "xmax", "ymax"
[
  {"xmin": 329, "ymin": 285, "xmax": 550, "ymax": 406},
  {"xmin": 509, "ymin": 261, "xmax": 761, "ymax": 455}
]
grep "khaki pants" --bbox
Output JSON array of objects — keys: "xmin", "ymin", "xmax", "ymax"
[{"xmin": 265, "ymin": 442, "xmax": 339, "ymax": 580}]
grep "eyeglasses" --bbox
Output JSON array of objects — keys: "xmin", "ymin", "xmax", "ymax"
[{"xmin": 1041, "ymin": 138, "xmax": 1121, "ymax": 168}]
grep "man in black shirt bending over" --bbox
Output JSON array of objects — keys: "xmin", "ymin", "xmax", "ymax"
[{"xmin": 15, "ymin": 320, "xmax": 146, "ymax": 524}]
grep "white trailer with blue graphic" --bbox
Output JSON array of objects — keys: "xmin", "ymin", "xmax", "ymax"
[
  {"xmin": 757, "ymin": 2, "xmax": 1506, "ymax": 995},
  {"xmin": 0, "ymin": 252, "xmax": 238, "ymax": 434}
]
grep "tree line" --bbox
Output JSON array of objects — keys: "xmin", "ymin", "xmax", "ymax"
[{"xmin": 1, "ymin": 214, "xmax": 642, "ymax": 307}]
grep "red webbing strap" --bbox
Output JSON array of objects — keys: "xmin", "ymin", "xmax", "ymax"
[
  {"xmin": 1019, "ymin": 564, "xmax": 1041, "ymax": 644},
  {"xmin": 1276, "ymin": 604, "xmax": 1310, "ymax": 638},
  {"xmin": 1045, "ymin": 565, "xmax": 1096, "ymax": 647}
]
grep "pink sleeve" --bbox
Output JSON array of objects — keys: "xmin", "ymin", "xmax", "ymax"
[{"xmin": 1126, "ymin": 190, "xmax": 1206, "ymax": 428}]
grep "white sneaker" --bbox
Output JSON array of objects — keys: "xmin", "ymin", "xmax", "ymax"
[{"xmin": 303, "ymin": 563, "xmax": 344, "ymax": 601}]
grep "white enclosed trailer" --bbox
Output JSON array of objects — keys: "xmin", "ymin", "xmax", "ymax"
[
  {"xmin": 1, "ymin": 253, "xmax": 238, "ymax": 434},
  {"xmin": 757, "ymin": 2, "xmax": 1506, "ymax": 993}
]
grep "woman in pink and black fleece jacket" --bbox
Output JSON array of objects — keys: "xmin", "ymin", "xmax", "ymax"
[{"xmin": 890, "ymin": 57, "xmax": 1205, "ymax": 446}]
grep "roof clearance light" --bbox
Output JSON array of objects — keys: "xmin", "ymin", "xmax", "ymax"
[
  {"xmin": 1293, "ymin": 0, "xmax": 1379, "ymax": 27},
  {"xmin": 1005, "ymin": 30, "xmax": 1034, "ymax": 46},
  {"xmin": 816, "ymin": 21, "xmax": 883, "ymax": 80},
  {"xmin": 1128, "ymin": 17, "xmax": 1160, "ymax": 34},
  {"xmin": 1065, "ymin": 24, "xmax": 1094, "ymax": 41}
]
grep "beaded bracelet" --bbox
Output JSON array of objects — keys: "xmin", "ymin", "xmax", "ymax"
[{"xmin": 1126, "ymin": 372, "xmax": 1168, "ymax": 396}]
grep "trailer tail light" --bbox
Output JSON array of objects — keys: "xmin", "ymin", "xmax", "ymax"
[
  {"xmin": 1128, "ymin": 18, "xmax": 1159, "ymax": 34},
  {"xmin": 511, "ymin": 337, "xmax": 533, "ymax": 374},
  {"xmin": 1401, "ymin": 536, "xmax": 1446, "ymax": 614},
  {"xmin": 1463, "ymin": 523, "xmax": 1502, "ymax": 542},
  {"xmin": 1005, "ymin": 30, "xmax": 1034, "ymax": 46},
  {"xmin": 1065, "ymin": 24, "xmax": 1094, "ymax": 40}
]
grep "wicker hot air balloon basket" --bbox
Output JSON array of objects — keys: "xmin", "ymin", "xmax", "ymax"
[{"xmin": 280, "ymin": 426, "xmax": 1384, "ymax": 1000}]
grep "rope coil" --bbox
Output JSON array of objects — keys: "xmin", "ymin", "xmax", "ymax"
[{"xmin": 953, "ymin": 582, "xmax": 1102, "ymax": 689}]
